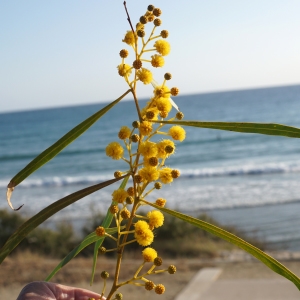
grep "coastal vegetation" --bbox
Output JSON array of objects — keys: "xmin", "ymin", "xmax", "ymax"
[{"xmin": 1, "ymin": 208, "xmax": 260, "ymax": 259}]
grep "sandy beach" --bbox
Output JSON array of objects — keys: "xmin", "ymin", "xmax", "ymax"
[{"xmin": 2, "ymin": 250, "xmax": 300, "ymax": 299}]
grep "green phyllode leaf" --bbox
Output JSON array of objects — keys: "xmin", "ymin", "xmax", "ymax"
[
  {"xmin": 152, "ymin": 120, "xmax": 300, "ymax": 138},
  {"xmin": 0, "ymin": 176, "xmax": 126, "ymax": 264},
  {"xmin": 45, "ymin": 228, "xmax": 119, "ymax": 282},
  {"xmin": 90, "ymin": 176, "xmax": 129, "ymax": 286},
  {"xmin": 144, "ymin": 201, "xmax": 300, "ymax": 291},
  {"xmin": 6, "ymin": 89, "xmax": 131, "ymax": 210}
]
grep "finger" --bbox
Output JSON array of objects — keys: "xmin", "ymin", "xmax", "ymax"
[{"xmin": 51, "ymin": 283, "xmax": 104, "ymax": 300}]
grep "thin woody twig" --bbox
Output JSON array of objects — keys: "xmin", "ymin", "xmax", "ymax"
[{"xmin": 123, "ymin": 1, "xmax": 135, "ymax": 34}]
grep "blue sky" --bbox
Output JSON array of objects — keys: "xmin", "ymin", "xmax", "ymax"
[{"xmin": 1, "ymin": 1, "xmax": 300, "ymax": 112}]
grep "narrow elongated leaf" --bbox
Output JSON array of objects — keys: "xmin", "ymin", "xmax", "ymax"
[
  {"xmin": 90, "ymin": 176, "xmax": 129, "ymax": 285},
  {"xmin": 144, "ymin": 200, "xmax": 300, "ymax": 290},
  {"xmin": 0, "ymin": 176, "xmax": 126, "ymax": 264},
  {"xmin": 7, "ymin": 89, "xmax": 131, "ymax": 210},
  {"xmin": 45, "ymin": 227, "xmax": 119, "ymax": 281},
  {"xmin": 152, "ymin": 120, "xmax": 300, "ymax": 138}
]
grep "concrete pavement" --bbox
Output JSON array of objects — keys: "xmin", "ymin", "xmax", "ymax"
[{"xmin": 175, "ymin": 268, "xmax": 300, "ymax": 300}]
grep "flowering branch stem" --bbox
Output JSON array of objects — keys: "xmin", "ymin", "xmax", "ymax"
[{"xmin": 134, "ymin": 261, "xmax": 145, "ymax": 278}]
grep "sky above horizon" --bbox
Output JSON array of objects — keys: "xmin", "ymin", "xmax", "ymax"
[{"xmin": 1, "ymin": 1, "xmax": 300, "ymax": 113}]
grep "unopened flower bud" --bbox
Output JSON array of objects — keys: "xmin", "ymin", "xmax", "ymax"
[
  {"xmin": 126, "ymin": 196, "xmax": 134, "ymax": 204},
  {"xmin": 155, "ymin": 198, "xmax": 166, "ymax": 207},
  {"xmin": 136, "ymin": 22, "xmax": 145, "ymax": 31},
  {"xmin": 161, "ymin": 30, "xmax": 169, "ymax": 38},
  {"xmin": 95, "ymin": 226, "xmax": 105, "ymax": 237},
  {"xmin": 171, "ymin": 169, "xmax": 180, "ymax": 178},
  {"xmin": 131, "ymin": 134, "xmax": 140, "ymax": 143},
  {"xmin": 154, "ymin": 18, "xmax": 162, "ymax": 26},
  {"xmin": 148, "ymin": 157, "xmax": 158, "ymax": 166},
  {"xmin": 101, "ymin": 271, "xmax": 109, "ymax": 279},
  {"xmin": 133, "ymin": 59, "xmax": 142, "ymax": 69},
  {"xmin": 159, "ymin": 111, "xmax": 168, "ymax": 118},
  {"xmin": 164, "ymin": 72, "xmax": 172, "ymax": 80},
  {"xmin": 109, "ymin": 205, "xmax": 119, "ymax": 214},
  {"xmin": 168, "ymin": 265, "xmax": 176, "ymax": 274},
  {"xmin": 171, "ymin": 87, "xmax": 179, "ymax": 96},
  {"xmin": 176, "ymin": 112, "xmax": 184, "ymax": 120},
  {"xmin": 155, "ymin": 284, "xmax": 165, "ymax": 294},
  {"xmin": 120, "ymin": 208, "xmax": 131, "ymax": 219},
  {"xmin": 99, "ymin": 246, "xmax": 106, "ymax": 254},
  {"xmin": 114, "ymin": 171, "xmax": 122, "ymax": 178},
  {"xmin": 148, "ymin": 15, "xmax": 155, "ymax": 22},
  {"xmin": 137, "ymin": 29, "xmax": 145, "ymax": 37},
  {"xmin": 140, "ymin": 16, "xmax": 148, "ymax": 24},
  {"xmin": 154, "ymin": 182, "xmax": 162, "ymax": 189},
  {"xmin": 127, "ymin": 187, "xmax": 134, "ymax": 196},
  {"xmin": 119, "ymin": 49, "xmax": 129, "ymax": 58},
  {"xmin": 155, "ymin": 88, "xmax": 164, "ymax": 96},
  {"xmin": 115, "ymin": 293, "xmax": 123, "ymax": 300},
  {"xmin": 147, "ymin": 4, "xmax": 154, "ymax": 11},
  {"xmin": 165, "ymin": 145, "xmax": 174, "ymax": 154},
  {"xmin": 134, "ymin": 174, "xmax": 143, "ymax": 183},
  {"xmin": 146, "ymin": 111, "xmax": 155, "ymax": 120},
  {"xmin": 154, "ymin": 256, "xmax": 163, "ymax": 266},
  {"xmin": 145, "ymin": 281, "xmax": 155, "ymax": 291},
  {"xmin": 153, "ymin": 8, "xmax": 162, "ymax": 17},
  {"xmin": 132, "ymin": 120, "xmax": 140, "ymax": 128}
]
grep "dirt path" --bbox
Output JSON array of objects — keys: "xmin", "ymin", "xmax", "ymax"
[{"xmin": 2, "ymin": 251, "xmax": 300, "ymax": 299}]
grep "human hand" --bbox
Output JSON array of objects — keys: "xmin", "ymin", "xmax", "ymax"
[{"xmin": 17, "ymin": 281, "xmax": 103, "ymax": 300}]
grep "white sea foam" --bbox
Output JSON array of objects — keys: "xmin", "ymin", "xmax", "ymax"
[
  {"xmin": 0, "ymin": 174, "xmax": 111, "ymax": 189},
  {"xmin": 1, "ymin": 161, "xmax": 300, "ymax": 189},
  {"xmin": 180, "ymin": 161, "xmax": 300, "ymax": 178}
]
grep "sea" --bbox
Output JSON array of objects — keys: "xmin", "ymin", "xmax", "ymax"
[{"xmin": 1, "ymin": 84, "xmax": 300, "ymax": 250}]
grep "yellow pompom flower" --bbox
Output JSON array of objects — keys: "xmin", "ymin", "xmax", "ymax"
[
  {"xmin": 118, "ymin": 126, "xmax": 131, "ymax": 140},
  {"xmin": 139, "ymin": 121, "xmax": 153, "ymax": 136},
  {"xmin": 147, "ymin": 210, "xmax": 164, "ymax": 229},
  {"xmin": 122, "ymin": 30, "xmax": 136, "ymax": 46},
  {"xmin": 117, "ymin": 64, "xmax": 132, "ymax": 77},
  {"xmin": 137, "ymin": 68, "xmax": 153, "ymax": 84},
  {"xmin": 112, "ymin": 189, "xmax": 128, "ymax": 204},
  {"xmin": 156, "ymin": 97, "xmax": 172, "ymax": 113},
  {"xmin": 154, "ymin": 40, "xmax": 171, "ymax": 56},
  {"xmin": 138, "ymin": 166, "xmax": 159, "ymax": 182},
  {"xmin": 159, "ymin": 167, "xmax": 173, "ymax": 184},
  {"xmin": 135, "ymin": 220, "xmax": 154, "ymax": 246},
  {"xmin": 157, "ymin": 140, "xmax": 175, "ymax": 158},
  {"xmin": 135, "ymin": 220, "xmax": 149, "ymax": 232},
  {"xmin": 169, "ymin": 126, "xmax": 186, "ymax": 142},
  {"xmin": 139, "ymin": 141, "xmax": 158, "ymax": 157},
  {"xmin": 136, "ymin": 229, "xmax": 154, "ymax": 246},
  {"xmin": 106, "ymin": 142, "xmax": 124, "ymax": 160},
  {"xmin": 151, "ymin": 54, "xmax": 165, "ymax": 68},
  {"xmin": 142, "ymin": 247, "xmax": 158, "ymax": 262}
]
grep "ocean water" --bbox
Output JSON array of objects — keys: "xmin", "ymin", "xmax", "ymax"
[{"xmin": 1, "ymin": 84, "xmax": 300, "ymax": 250}]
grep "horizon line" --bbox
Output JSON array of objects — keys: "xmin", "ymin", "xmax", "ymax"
[{"xmin": 1, "ymin": 82, "xmax": 300, "ymax": 115}]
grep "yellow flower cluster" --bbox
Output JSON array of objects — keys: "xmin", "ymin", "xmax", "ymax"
[
  {"xmin": 98, "ymin": 5, "xmax": 182, "ymax": 299},
  {"xmin": 135, "ymin": 220, "xmax": 154, "ymax": 246}
]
